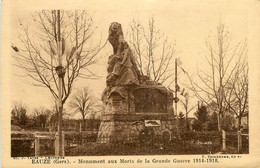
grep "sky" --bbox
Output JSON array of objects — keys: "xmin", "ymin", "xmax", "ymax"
[{"xmin": 7, "ymin": 0, "xmax": 249, "ymax": 116}]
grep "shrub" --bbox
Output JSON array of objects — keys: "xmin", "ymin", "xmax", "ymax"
[
  {"xmin": 65, "ymin": 131, "xmax": 98, "ymax": 146},
  {"xmin": 11, "ymin": 140, "xmax": 34, "ymax": 157}
]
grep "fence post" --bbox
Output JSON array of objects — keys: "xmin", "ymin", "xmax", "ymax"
[
  {"xmin": 222, "ymin": 130, "xmax": 226, "ymax": 152},
  {"xmin": 238, "ymin": 131, "xmax": 242, "ymax": 153},
  {"xmin": 34, "ymin": 132, "xmax": 40, "ymax": 156},
  {"xmin": 62, "ymin": 131, "xmax": 65, "ymax": 156}
]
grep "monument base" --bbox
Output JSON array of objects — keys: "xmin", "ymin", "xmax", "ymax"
[{"xmin": 97, "ymin": 113, "xmax": 177, "ymax": 143}]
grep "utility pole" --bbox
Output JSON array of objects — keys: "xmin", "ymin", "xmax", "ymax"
[
  {"xmin": 185, "ymin": 102, "xmax": 189, "ymax": 130},
  {"xmin": 175, "ymin": 58, "xmax": 178, "ymax": 117},
  {"xmin": 175, "ymin": 58, "xmax": 180, "ymax": 139}
]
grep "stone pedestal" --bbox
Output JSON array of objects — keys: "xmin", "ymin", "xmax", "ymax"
[
  {"xmin": 98, "ymin": 85, "xmax": 177, "ymax": 143},
  {"xmin": 98, "ymin": 114, "xmax": 177, "ymax": 143}
]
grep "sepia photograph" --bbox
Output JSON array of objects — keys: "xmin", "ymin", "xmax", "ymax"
[{"xmin": 1, "ymin": 0, "xmax": 260, "ymax": 167}]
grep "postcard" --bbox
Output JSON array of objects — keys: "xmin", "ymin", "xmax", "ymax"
[{"xmin": 1, "ymin": 0, "xmax": 260, "ymax": 167}]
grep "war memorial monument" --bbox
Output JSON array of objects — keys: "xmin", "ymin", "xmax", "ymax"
[{"xmin": 97, "ymin": 22, "xmax": 177, "ymax": 143}]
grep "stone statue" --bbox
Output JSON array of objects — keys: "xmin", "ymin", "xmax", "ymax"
[{"xmin": 106, "ymin": 22, "xmax": 140, "ymax": 87}]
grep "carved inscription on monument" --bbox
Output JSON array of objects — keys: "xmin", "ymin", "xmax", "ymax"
[
  {"xmin": 111, "ymin": 92, "xmax": 122, "ymax": 107},
  {"xmin": 133, "ymin": 88, "xmax": 167, "ymax": 113}
]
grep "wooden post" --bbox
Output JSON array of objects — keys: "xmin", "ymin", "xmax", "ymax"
[
  {"xmin": 62, "ymin": 131, "xmax": 65, "ymax": 156},
  {"xmin": 34, "ymin": 134, "xmax": 40, "ymax": 156},
  {"xmin": 175, "ymin": 58, "xmax": 180, "ymax": 139},
  {"xmin": 238, "ymin": 131, "xmax": 242, "ymax": 153},
  {"xmin": 222, "ymin": 129, "xmax": 226, "ymax": 152}
]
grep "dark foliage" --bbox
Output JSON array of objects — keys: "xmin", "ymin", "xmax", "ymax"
[
  {"xmin": 178, "ymin": 111, "xmax": 186, "ymax": 131},
  {"xmin": 11, "ymin": 107, "xmax": 29, "ymax": 129},
  {"xmin": 11, "ymin": 140, "xmax": 34, "ymax": 157},
  {"xmin": 193, "ymin": 105, "xmax": 208, "ymax": 131},
  {"xmin": 207, "ymin": 112, "xmax": 219, "ymax": 131}
]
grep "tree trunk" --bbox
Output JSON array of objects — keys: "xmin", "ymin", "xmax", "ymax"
[
  {"xmin": 238, "ymin": 116, "xmax": 242, "ymax": 131},
  {"xmin": 218, "ymin": 112, "xmax": 223, "ymax": 146},
  {"xmin": 186, "ymin": 112, "xmax": 189, "ymax": 130},
  {"xmin": 57, "ymin": 102, "xmax": 63, "ymax": 156},
  {"xmin": 217, "ymin": 113, "xmax": 222, "ymax": 131},
  {"xmin": 82, "ymin": 117, "xmax": 86, "ymax": 131}
]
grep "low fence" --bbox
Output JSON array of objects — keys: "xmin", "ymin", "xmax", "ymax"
[
  {"xmin": 180, "ymin": 131, "xmax": 221, "ymax": 154},
  {"xmin": 11, "ymin": 132, "xmax": 35, "ymax": 157},
  {"xmin": 236, "ymin": 131, "xmax": 249, "ymax": 153},
  {"xmin": 11, "ymin": 131, "xmax": 98, "ymax": 157},
  {"xmin": 64, "ymin": 134, "xmax": 175, "ymax": 156},
  {"xmin": 223, "ymin": 131, "xmax": 248, "ymax": 153},
  {"xmin": 11, "ymin": 132, "xmax": 55, "ymax": 157},
  {"xmin": 11, "ymin": 130, "xmax": 249, "ymax": 156},
  {"xmin": 64, "ymin": 132, "xmax": 225, "ymax": 156},
  {"xmin": 64, "ymin": 131, "xmax": 98, "ymax": 146},
  {"xmin": 180, "ymin": 130, "xmax": 249, "ymax": 154},
  {"xmin": 64, "ymin": 131, "xmax": 98, "ymax": 156}
]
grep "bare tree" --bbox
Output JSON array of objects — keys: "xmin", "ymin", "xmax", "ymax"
[
  {"xmin": 127, "ymin": 18, "xmax": 177, "ymax": 86},
  {"xmin": 179, "ymin": 92, "xmax": 197, "ymax": 129},
  {"xmin": 12, "ymin": 10, "xmax": 105, "ymax": 109},
  {"xmin": 69, "ymin": 87, "xmax": 95, "ymax": 131},
  {"xmin": 31, "ymin": 107, "xmax": 51, "ymax": 129},
  {"xmin": 225, "ymin": 60, "xmax": 248, "ymax": 131},
  {"xmin": 11, "ymin": 102, "xmax": 28, "ymax": 128},
  {"xmin": 188, "ymin": 23, "xmax": 247, "ymax": 131}
]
